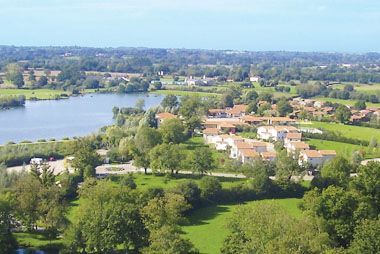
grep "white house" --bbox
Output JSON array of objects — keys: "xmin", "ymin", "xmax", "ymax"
[
  {"xmin": 284, "ymin": 132, "xmax": 302, "ymax": 145},
  {"xmin": 299, "ymin": 150, "xmax": 324, "ymax": 167},
  {"xmin": 287, "ymin": 141, "xmax": 310, "ymax": 153},
  {"xmin": 250, "ymin": 142, "xmax": 267, "ymax": 153},
  {"xmin": 224, "ymin": 136, "xmax": 244, "ymax": 147},
  {"xmin": 299, "ymin": 150, "xmax": 336, "ymax": 167},
  {"xmin": 203, "ymin": 128, "xmax": 220, "ymax": 143},
  {"xmin": 249, "ymin": 76, "xmax": 261, "ymax": 82},
  {"xmin": 257, "ymin": 126, "xmax": 298, "ymax": 141},
  {"xmin": 241, "ymin": 149, "xmax": 259, "ymax": 163},
  {"xmin": 231, "ymin": 142, "xmax": 254, "ymax": 158}
]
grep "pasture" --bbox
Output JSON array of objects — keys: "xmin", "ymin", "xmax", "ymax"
[
  {"xmin": 300, "ymin": 121, "xmax": 380, "ymax": 142},
  {"xmin": 313, "ymin": 97, "xmax": 380, "ymax": 108},
  {"xmin": 0, "ymin": 88, "xmax": 68, "ymax": 100}
]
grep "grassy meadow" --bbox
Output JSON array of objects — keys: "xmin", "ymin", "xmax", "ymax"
[
  {"xmin": 0, "ymin": 88, "xmax": 69, "ymax": 100},
  {"xmin": 182, "ymin": 198, "xmax": 302, "ymax": 254},
  {"xmin": 300, "ymin": 121, "xmax": 380, "ymax": 142},
  {"xmin": 313, "ymin": 97, "xmax": 380, "ymax": 108}
]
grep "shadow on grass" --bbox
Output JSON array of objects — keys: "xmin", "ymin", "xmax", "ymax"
[{"xmin": 185, "ymin": 205, "xmax": 231, "ymax": 227}]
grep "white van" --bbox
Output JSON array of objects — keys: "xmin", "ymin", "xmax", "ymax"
[{"xmin": 30, "ymin": 158, "xmax": 43, "ymax": 165}]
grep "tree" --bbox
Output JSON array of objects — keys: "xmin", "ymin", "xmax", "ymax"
[
  {"xmin": 241, "ymin": 158, "xmax": 273, "ymax": 196},
  {"xmin": 320, "ymin": 156, "xmax": 351, "ymax": 187},
  {"xmin": 258, "ymin": 91, "xmax": 273, "ymax": 103},
  {"xmin": 246, "ymin": 101, "xmax": 257, "ymax": 114},
  {"xmin": 71, "ymin": 139, "xmax": 102, "ymax": 179},
  {"xmin": 275, "ymin": 150, "xmax": 303, "ymax": 181},
  {"xmin": 220, "ymin": 94, "xmax": 234, "ymax": 108},
  {"xmin": 169, "ymin": 180, "xmax": 201, "ymax": 208},
  {"xmin": 179, "ymin": 96, "xmax": 206, "ymax": 119},
  {"xmin": 354, "ymin": 100, "xmax": 366, "ymax": 110},
  {"xmin": 276, "ymin": 98, "xmax": 293, "ymax": 116},
  {"xmin": 221, "ymin": 203, "xmax": 294, "ymax": 254},
  {"xmin": 64, "ymin": 181, "xmax": 148, "ymax": 252},
  {"xmin": 150, "ymin": 144, "xmax": 183, "ymax": 174},
  {"xmin": 135, "ymin": 127, "xmax": 162, "ymax": 151},
  {"xmin": 38, "ymin": 76, "xmax": 48, "ymax": 87},
  {"xmin": 335, "ymin": 104, "xmax": 352, "ymax": 123},
  {"xmin": 5, "ymin": 63, "xmax": 24, "ymax": 88},
  {"xmin": 158, "ymin": 118, "xmax": 185, "ymax": 144},
  {"xmin": 161, "ymin": 95, "xmax": 178, "ymax": 109},
  {"xmin": 199, "ymin": 176, "xmax": 222, "ymax": 203},
  {"xmin": 135, "ymin": 98, "xmax": 145, "ymax": 110},
  {"xmin": 349, "ymin": 217, "xmax": 380, "ymax": 254},
  {"xmin": 244, "ymin": 90, "xmax": 258, "ymax": 104},
  {"xmin": 142, "ymin": 225, "xmax": 199, "ymax": 254},
  {"xmin": 0, "ymin": 195, "xmax": 18, "ymax": 252},
  {"xmin": 185, "ymin": 147, "xmax": 214, "ymax": 175}
]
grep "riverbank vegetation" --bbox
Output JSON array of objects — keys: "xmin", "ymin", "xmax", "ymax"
[{"xmin": 0, "ymin": 94, "xmax": 25, "ymax": 109}]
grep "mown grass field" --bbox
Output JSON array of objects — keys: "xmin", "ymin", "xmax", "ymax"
[
  {"xmin": 313, "ymin": 97, "xmax": 380, "ymax": 108},
  {"xmin": 333, "ymin": 82, "xmax": 380, "ymax": 94},
  {"xmin": 0, "ymin": 88, "xmax": 68, "ymax": 100},
  {"xmin": 182, "ymin": 198, "xmax": 302, "ymax": 254},
  {"xmin": 300, "ymin": 121, "xmax": 380, "ymax": 142},
  {"xmin": 151, "ymin": 89, "xmax": 221, "ymax": 97},
  {"xmin": 305, "ymin": 138, "xmax": 377, "ymax": 159}
]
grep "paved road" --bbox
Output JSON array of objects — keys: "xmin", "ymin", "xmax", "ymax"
[
  {"xmin": 8, "ymin": 160, "xmax": 315, "ymax": 180},
  {"xmin": 361, "ymin": 158, "xmax": 380, "ymax": 165}
]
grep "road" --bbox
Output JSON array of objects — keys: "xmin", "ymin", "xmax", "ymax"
[
  {"xmin": 361, "ymin": 158, "xmax": 380, "ymax": 165},
  {"xmin": 8, "ymin": 159, "xmax": 316, "ymax": 180}
]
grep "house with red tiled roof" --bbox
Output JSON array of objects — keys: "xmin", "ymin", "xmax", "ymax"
[
  {"xmin": 155, "ymin": 112, "xmax": 177, "ymax": 126},
  {"xmin": 202, "ymin": 128, "xmax": 220, "ymax": 143},
  {"xmin": 284, "ymin": 132, "xmax": 302, "ymax": 145},
  {"xmin": 241, "ymin": 149, "xmax": 259, "ymax": 163},
  {"xmin": 260, "ymin": 152, "xmax": 277, "ymax": 162},
  {"xmin": 299, "ymin": 150, "xmax": 337, "ymax": 167},
  {"xmin": 287, "ymin": 141, "xmax": 310, "ymax": 153},
  {"xmin": 257, "ymin": 125, "xmax": 299, "ymax": 141},
  {"xmin": 225, "ymin": 104, "xmax": 249, "ymax": 117}
]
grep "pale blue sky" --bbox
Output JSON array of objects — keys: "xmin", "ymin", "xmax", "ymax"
[{"xmin": 0, "ymin": 0, "xmax": 379, "ymax": 52}]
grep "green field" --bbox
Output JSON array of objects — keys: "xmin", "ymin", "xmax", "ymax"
[
  {"xmin": 333, "ymin": 82, "xmax": 380, "ymax": 94},
  {"xmin": 313, "ymin": 97, "xmax": 380, "ymax": 108},
  {"xmin": 151, "ymin": 90, "xmax": 220, "ymax": 97},
  {"xmin": 182, "ymin": 198, "xmax": 301, "ymax": 254},
  {"xmin": 305, "ymin": 138, "xmax": 376, "ymax": 159},
  {"xmin": 300, "ymin": 121, "xmax": 380, "ymax": 142},
  {"xmin": 0, "ymin": 88, "xmax": 69, "ymax": 100}
]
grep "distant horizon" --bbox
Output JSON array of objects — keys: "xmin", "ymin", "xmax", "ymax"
[
  {"xmin": 0, "ymin": 44, "xmax": 379, "ymax": 55},
  {"xmin": 0, "ymin": 0, "xmax": 379, "ymax": 53}
]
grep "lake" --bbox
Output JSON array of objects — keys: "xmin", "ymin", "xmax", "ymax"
[{"xmin": 0, "ymin": 93, "xmax": 164, "ymax": 144}]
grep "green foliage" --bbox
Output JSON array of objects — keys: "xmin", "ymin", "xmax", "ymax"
[
  {"xmin": 241, "ymin": 158, "xmax": 273, "ymax": 196},
  {"xmin": 158, "ymin": 118, "xmax": 185, "ymax": 144},
  {"xmin": 335, "ymin": 104, "xmax": 352, "ymax": 123},
  {"xmin": 161, "ymin": 94, "xmax": 178, "ymax": 109},
  {"xmin": 71, "ymin": 139, "xmax": 102, "ymax": 178},
  {"xmin": 150, "ymin": 143, "xmax": 184, "ymax": 174},
  {"xmin": 276, "ymin": 98, "xmax": 293, "ymax": 116},
  {"xmin": 220, "ymin": 94, "xmax": 234, "ymax": 108},
  {"xmin": 199, "ymin": 176, "xmax": 222, "ymax": 203},
  {"xmin": 349, "ymin": 217, "xmax": 380, "ymax": 254},
  {"xmin": 185, "ymin": 147, "xmax": 214, "ymax": 175},
  {"xmin": 0, "ymin": 94, "xmax": 25, "ymax": 109},
  {"xmin": 169, "ymin": 180, "xmax": 201, "ymax": 208},
  {"xmin": 0, "ymin": 194, "xmax": 18, "ymax": 253},
  {"xmin": 353, "ymin": 100, "xmax": 366, "ymax": 110}
]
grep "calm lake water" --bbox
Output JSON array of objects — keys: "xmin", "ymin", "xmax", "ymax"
[{"xmin": 0, "ymin": 93, "xmax": 164, "ymax": 144}]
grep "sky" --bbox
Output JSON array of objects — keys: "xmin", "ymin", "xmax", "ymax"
[{"xmin": 0, "ymin": 0, "xmax": 379, "ymax": 52}]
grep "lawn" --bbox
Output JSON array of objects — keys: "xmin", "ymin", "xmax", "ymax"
[
  {"xmin": 333, "ymin": 82, "xmax": 380, "ymax": 94},
  {"xmin": 0, "ymin": 88, "xmax": 69, "ymax": 100},
  {"xmin": 313, "ymin": 97, "xmax": 380, "ymax": 108},
  {"xmin": 151, "ymin": 89, "xmax": 220, "ymax": 97},
  {"xmin": 300, "ymin": 121, "xmax": 380, "ymax": 142},
  {"xmin": 14, "ymin": 232, "xmax": 63, "ymax": 250},
  {"xmin": 305, "ymin": 138, "xmax": 376, "ymax": 159},
  {"xmin": 182, "ymin": 198, "xmax": 302, "ymax": 254}
]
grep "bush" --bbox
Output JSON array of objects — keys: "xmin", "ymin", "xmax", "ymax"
[{"xmin": 37, "ymin": 139, "xmax": 47, "ymax": 142}]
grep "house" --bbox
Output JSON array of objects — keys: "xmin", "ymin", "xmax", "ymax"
[
  {"xmin": 231, "ymin": 142, "xmax": 254, "ymax": 158},
  {"xmin": 257, "ymin": 126, "xmax": 298, "ymax": 141},
  {"xmin": 287, "ymin": 141, "xmax": 310, "ymax": 152},
  {"xmin": 208, "ymin": 108, "xmax": 227, "ymax": 118},
  {"xmin": 224, "ymin": 136, "xmax": 244, "ymax": 147},
  {"xmin": 225, "ymin": 105, "xmax": 249, "ymax": 118},
  {"xmin": 203, "ymin": 128, "xmax": 220, "ymax": 143},
  {"xmin": 299, "ymin": 150, "xmax": 324, "ymax": 167},
  {"xmin": 314, "ymin": 101, "xmax": 325, "ymax": 108},
  {"xmin": 239, "ymin": 115, "xmax": 263, "ymax": 125},
  {"xmin": 155, "ymin": 112, "xmax": 177, "ymax": 127},
  {"xmin": 284, "ymin": 132, "xmax": 302, "ymax": 145},
  {"xmin": 319, "ymin": 150, "xmax": 337, "ymax": 162},
  {"xmin": 260, "ymin": 117, "xmax": 296, "ymax": 125},
  {"xmin": 260, "ymin": 152, "xmax": 277, "ymax": 162},
  {"xmin": 299, "ymin": 150, "xmax": 336, "ymax": 167},
  {"xmin": 249, "ymin": 76, "xmax": 261, "ymax": 82},
  {"xmin": 211, "ymin": 134, "xmax": 231, "ymax": 151},
  {"xmin": 250, "ymin": 142, "xmax": 267, "ymax": 153},
  {"xmin": 241, "ymin": 149, "xmax": 259, "ymax": 163}
]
